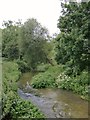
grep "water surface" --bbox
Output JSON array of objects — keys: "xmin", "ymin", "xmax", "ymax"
[{"xmin": 18, "ymin": 72, "xmax": 88, "ymax": 118}]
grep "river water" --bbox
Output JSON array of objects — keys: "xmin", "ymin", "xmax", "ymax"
[{"xmin": 18, "ymin": 72, "xmax": 88, "ymax": 118}]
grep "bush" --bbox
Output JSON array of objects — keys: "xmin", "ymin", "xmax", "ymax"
[
  {"xmin": 2, "ymin": 61, "xmax": 21, "ymax": 118},
  {"xmin": 10, "ymin": 96, "xmax": 44, "ymax": 119},
  {"xmin": 36, "ymin": 63, "xmax": 51, "ymax": 72},
  {"xmin": 2, "ymin": 61, "xmax": 45, "ymax": 119},
  {"xmin": 56, "ymin": 71, "xmax": 89, "ymax": 100},
  {"xmin": 31, "ymin": 73, "xmax": 55, "ymax": 88},
  {"xmin": 16, "ymin": 59, "xmax": 30, "ymax": 73},
  {"xmin": 64, "ymin": 67, "xmax": 73, "ymax": 76},
  {"xmin": 31, "ymin": 65, "xmax": 64, "ymax": 88},
  {"xmin": 56, "ymin": 72, "xmax": 71, "ymax": 90}
]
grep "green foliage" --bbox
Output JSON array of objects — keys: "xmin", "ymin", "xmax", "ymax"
[
  {"xmin": 20, "ymin": 18, "xmax": 50, "ymax": 70},
  {"xmin": 31, "ymin": 65, "xmax": 64, "ymax": 88},
  {"xmin": 10, "ymin": 97, "xmax": 44, "ymax": 119},
  {"xmin": 54, "ymin": 2, "xmax": 90, "ymax": 100},
  {"xmin": 2, "ymin": 20, "xmax": 21, "ymax": 60},
  {"xmin": 56, "ymin": 71, "xmax": 89, "ymax": 100},
  {"xmin": 43, "ymin": 39, "xmax": 57, "ymax": 66},
  {"xmin": 36, "ymin": 63, "xmax": 51, "ymax": 72},
  {"xmin": 2, "ymin": 61, "xmax": 21, "ymax": 93},
  {"xmin": 2, "ymin": 19, "xmax": 55, "ymax": 70},
  {"xmin": 2, "ymin": 61, "xmax": 21, "ymax": 118},
  {"xmin": 4, "ymin": 43, "xmax": 19, "ymax": 60},
  {"xmin": 31, "ymin": 62, "xmax": 89, "ymax": 100},
  {"xmin": 16, "ymin": 59, "xmax": 30, "ymax": 72},
  {"xmin": 2, "ymin": 61, "xmax": 44, "ymax": 119},
  {"xmin": 55, "ymin": 2, "xmax": 89, "ymax": 75}
]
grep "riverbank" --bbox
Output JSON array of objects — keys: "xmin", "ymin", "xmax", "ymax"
[
  {"xmin": 31, "ymin": 64, "xmax": 89, "ymax": 101},
  {"xmin": 18, "ymin": 69, "xmax": 89, "ymax": 118},
  {"xmin": 2, "ymin": 61, "xmax": 45, "ymax": 119},
  {"xmin": 2, "ymin": 60, "xmax": 89, "ymax": 119},
  {"xmin": 18, "ymin": 87, "xmax": 88, "ymax": 118}
]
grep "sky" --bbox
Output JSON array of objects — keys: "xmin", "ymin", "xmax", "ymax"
[{"xmin": 0, "ymin": 0, "xmax": 62, "ymax": 36}]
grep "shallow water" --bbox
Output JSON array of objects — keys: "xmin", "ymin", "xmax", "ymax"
[{"xmin": 18, "ymin": 72, "xmax": 88, "ymax": 118}]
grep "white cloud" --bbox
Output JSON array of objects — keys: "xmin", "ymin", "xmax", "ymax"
[{"xmin": 0, "ymin": 0, "xmax": 61, "ymax": 35}]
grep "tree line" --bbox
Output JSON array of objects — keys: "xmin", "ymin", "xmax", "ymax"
[
  {"xmin": 2, "ymin": 2, "xmax": 89, "ymax": 77},
  {"xmin": 2, "ymin": 18, "xmax": 54, "ymax": 71}
]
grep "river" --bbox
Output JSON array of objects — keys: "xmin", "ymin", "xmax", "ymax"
[{"xmin": 18, "ymin": 72, "xmax": 88, "ymax": 118}]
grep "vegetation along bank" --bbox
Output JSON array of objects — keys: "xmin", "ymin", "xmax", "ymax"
[{"xmin": 1, "ymin": 1, "xmax": 90, "ymax": 119}]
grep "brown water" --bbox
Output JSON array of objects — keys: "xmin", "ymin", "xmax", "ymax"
[{"xmin": 18, "ymin": 72, "xmax": 88, "ymax": 118}]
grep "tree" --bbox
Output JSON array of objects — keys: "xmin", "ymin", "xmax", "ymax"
[
  {"xmin": 2, "ymin": 20, "xmax": 21, "ymax": 60},
  {"xmin": 55, "ymin": 2, "xmax": 90, "ymax": 75},
  {"xmin": 20, "ymin": 18, "xmax": 50, "ymax": 69}
]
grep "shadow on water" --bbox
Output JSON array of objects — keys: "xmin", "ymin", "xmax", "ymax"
[{"xmin": 18, "ymin": 72, "xmax": 88, "ymax": 118}]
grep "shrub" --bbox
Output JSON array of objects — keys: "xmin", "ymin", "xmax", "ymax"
[
  {"xmin": 56, "ymin": 71, "xmax": 89, "ymax": 100},
  {"xmin": 2, "ymin": 61, "xmax": 21, "ymax": 118},
  {"xmin": 16, "ymin": 59, "xmax": 30, "ymax": 73},
  {"xmin": 10, "ymin": 96, "xmax": 44, "ymax": 119},
  {"xmin": 36, "ymin": 63, "xmax": 51, "ymax": 72},
  {"xmin": 31, "ymin": 65, "xmax": 64, "ymax": 88},
  {"xmin": 2, "ymin": 61, "xmax": 45, "ymax": 119}
]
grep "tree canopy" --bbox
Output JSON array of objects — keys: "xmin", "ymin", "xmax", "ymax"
[
  {"xmin": 20, "ymin": 18, "xmax": 51, "ymax": 69},
  {"xmin": 2, "ymin": 20, "xmax": 21, "ymax": 60},
  {"xmin": 55, "ymin": 2, "xmax": 89, "ymax": 75}
]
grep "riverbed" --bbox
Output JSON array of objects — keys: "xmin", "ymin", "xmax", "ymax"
[{"xmin": 18, "ymin": 72, "xmax": 88, "ymax": 118}]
